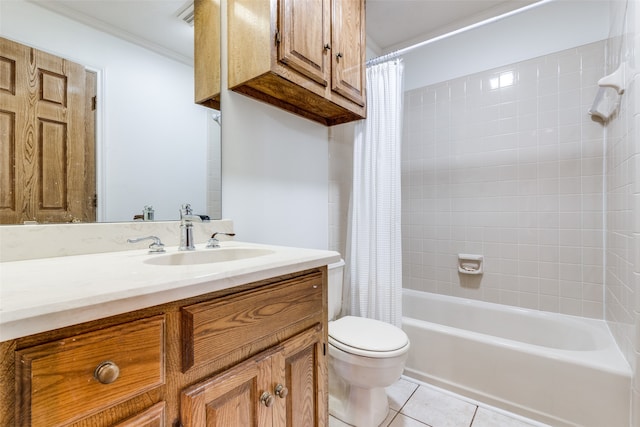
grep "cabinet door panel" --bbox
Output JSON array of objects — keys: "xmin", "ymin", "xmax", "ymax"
[
  {"xmin": 181, "ymin": 352, "xmax": 273, "ymax": 427},
  {"xmin": 331, "ymin": 0, "xmax": 365, "ymax": 106},
  {"xmin": 113, "ymin": 402, "xmax": 166, "ymax": 427},
  {"xmin": 274, "ymin": 325, "xmax": 326, "ymax": 427},
  {"xmin": 278, "ymin": 0, "xmax": 330, "ymax": 86}
]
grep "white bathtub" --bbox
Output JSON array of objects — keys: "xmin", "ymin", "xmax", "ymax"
[{"xmin": 402, "ymin": 289, "xmax": 632, "ymax": 427}]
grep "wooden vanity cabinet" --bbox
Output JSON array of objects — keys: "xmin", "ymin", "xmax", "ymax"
[
  {"xmin": 0, "ymin": 267, "xmax": 327, "ymax": 427},
  {"xmin": 227, "ymin": 0, "xmax": 366, "ymax": 126}
]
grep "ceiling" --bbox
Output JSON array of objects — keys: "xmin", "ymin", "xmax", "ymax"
[
  {"xmin": 29, "ymin": 0, "xmax": 542, "ymax": 64},
  {"xmin": 366, "ymin": 0, "xmax": 539, "ymax": 54}
]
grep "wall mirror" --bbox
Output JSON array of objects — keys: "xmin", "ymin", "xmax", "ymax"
[{"xmin": 0, "ymin": 0, "xmax": 221, "ymax": 224}]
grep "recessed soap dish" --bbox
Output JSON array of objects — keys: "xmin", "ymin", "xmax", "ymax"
[{"xmin": 458, "ymin": 254, "xmax": 483, "ymax": 275}]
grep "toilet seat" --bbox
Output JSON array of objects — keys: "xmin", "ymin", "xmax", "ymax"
[{"xmin": 329, "ymin": 316, "xmax": 409, "ymax": 358}]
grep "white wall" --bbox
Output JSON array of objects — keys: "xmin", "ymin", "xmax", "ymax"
[
  {"xmin": 403, "ymin": 0, "xmax": 610, "ymax": 90},
  {"xmin": 219, "ymin": 0, "xmax": 329, "ymax": 250},
  {"xmin": 0, "ymin": 0, "xmax": 209, "ymax": 222}
]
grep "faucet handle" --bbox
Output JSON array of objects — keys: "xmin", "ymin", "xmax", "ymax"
[
  {"xmin": 180, "ymin": 203, "xmax": 205, "ymax": 223},
  {"xmin": 180, "ymin": 203, "xmax": 193, "ymax": 220},
  {"xmin": 127, "ymin": 236, "xmax": 166, "ymax": 253},
  {"xmin": 206, "ymin": 232, "xmax": 236, "ymax": 248}
]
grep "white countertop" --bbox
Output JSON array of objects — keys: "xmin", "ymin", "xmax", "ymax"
[{"xmin": 0, "ymin": 241, "xmax": 340, "ymax": 341}]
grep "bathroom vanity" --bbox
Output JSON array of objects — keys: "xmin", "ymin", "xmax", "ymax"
[{"xmin": 0, "ymin": 239, "xmax": 339, "ymax": 426}]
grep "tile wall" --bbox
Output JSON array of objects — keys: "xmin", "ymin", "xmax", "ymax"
[
  {"xmin": 605, "ymin": 0, "xmax": 640, "ymax": 423},
  {"xmin": 401, "ymin": 41, "xmax": 607, "ymax": 318}
]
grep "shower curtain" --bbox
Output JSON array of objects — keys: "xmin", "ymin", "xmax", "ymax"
[{"xmin": 346, "ymin": 59, "xmax": 404, "ymax": 327}]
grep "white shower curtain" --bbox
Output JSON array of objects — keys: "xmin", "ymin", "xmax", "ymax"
[{"xmin": 346, "ymin": 59, "xmax": 404, "ymax": 327}]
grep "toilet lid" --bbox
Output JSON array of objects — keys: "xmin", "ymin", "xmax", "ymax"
[{"xmin": 329, "ymin": 316, "xmax": 409, "ymax": 355}]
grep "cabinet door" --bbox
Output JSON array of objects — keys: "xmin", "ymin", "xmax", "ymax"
[
  {"xmin": 331, "ymin": 0, "xmax": 366, "ymax": 106},
  {"xmin": 113, "ymin": 402, "xmax": 166, "ymax": 427},
  {"xmin": 181, "ymin": 351, "xmax": 274, "ymax": 427},
  {"xmin": 278, "ymin": 0, "xmax": 330, "ymax": 86},
  {"xmin": 273, "ymin": 325, "xmax": 326, "ymax": 427}
]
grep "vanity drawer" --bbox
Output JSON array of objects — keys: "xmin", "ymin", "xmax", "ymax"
[
  {"xmin": 182, "ymin": 271, "xmax": 323, "ymax": 371},
  {"xmin": 16, "ymin": 316, "xmax": 165, "ymax": 427}
]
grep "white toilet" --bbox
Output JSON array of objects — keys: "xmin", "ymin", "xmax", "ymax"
[{"xmin": 327, "ymin": 260, "xmax": 410, "ymax": 427}]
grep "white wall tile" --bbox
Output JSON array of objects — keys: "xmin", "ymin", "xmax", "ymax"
[{"xmin": 401, "ymin": 41, "xmax": 606, "ymax": 318}]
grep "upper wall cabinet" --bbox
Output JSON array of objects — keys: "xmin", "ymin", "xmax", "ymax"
[
  {"xmin": 227, "ymin": 0, "xmax": 366, "ymax": 126},
  {"xmin": 194, "ymin": 0, "xmax": 221, "ymax": 109}
]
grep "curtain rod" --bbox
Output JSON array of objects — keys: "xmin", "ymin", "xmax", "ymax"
[{"xmin": 366, "ymin": 0, "xmax": 555, "ymax": 67}]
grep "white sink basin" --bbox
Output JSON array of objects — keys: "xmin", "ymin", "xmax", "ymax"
[{"xmin": 144, "ymin": 248, "xmax": 275, "ymax": 266}]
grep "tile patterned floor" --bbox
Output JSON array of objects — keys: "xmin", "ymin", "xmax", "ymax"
[{"xmin": 329, "ymin": 377, "xmax": 550, "ymax": 427}]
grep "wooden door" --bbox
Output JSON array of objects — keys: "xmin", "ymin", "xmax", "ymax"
[
  {"xmin": 273, "ymin": 325, "xmax": 326, "ymax": 427},
  {"xmin": 331, "ymin": 0, "xmax": 366, "ymax": 106},
  {"xmin": 0, "ymin": 36, "xmax": 95, "ymax": 224},
  {"xmin": 278, "ymin": 0, "xmax": 330, "ymax": 86},
  {"xmin": 181, "ymin": 350, "xmax": 274, "ymax": 427}
]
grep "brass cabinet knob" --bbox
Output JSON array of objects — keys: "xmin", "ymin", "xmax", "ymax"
[
  {"xmin": 94, "ymin": 361, "xmax": 120, "ymax": 384},
  {"xmin": 260, "ymin": 391, "xmax": 274, "ymax": 407},
  {"xmin": 275, "ymin": 384, "xmax": 289, "ymax": 399},
  {"xmin": 336, "ymin": 52, "xmax": 343, "ymax": 59}
]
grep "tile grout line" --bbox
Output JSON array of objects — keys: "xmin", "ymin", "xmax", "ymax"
[
  {"xmin": 391, "ymin": 383, "xmax": 431, "ymax": 427},
  {"xmin": 468, "ymin": 405, "xmax": 480, "ymax": 427}
]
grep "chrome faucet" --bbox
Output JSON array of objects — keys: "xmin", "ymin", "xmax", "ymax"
[
  {"xmin": 127, "ymin": 236, "xmax": 165, "ymax": 253},
  {"xmin": 179, "ymin": 204, "xmax": 202, "ymax": 251},
  {"xmin": 206, "ymin": 232, "xmax": 236, "ymax": 248}
]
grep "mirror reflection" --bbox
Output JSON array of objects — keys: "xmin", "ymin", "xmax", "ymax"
[{"xmin": 0, "ymin": 0, "xmax": 220, "ymax": 224}]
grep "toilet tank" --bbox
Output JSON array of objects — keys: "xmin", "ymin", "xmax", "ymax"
[{"xmin": 328, "ymin": 259, "xmax": 345, "ymax": 321}]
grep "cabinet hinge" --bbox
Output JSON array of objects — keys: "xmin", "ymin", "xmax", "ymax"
[
  {"xmin": 323, "ymin": 343, "xmax": 326, "ymax": 356},
  {"xmin": 275, "ymin": 30, "xmax": 281, "ymax": 44},
  {"xmin": 91, "ymin": 95, "xmax": 97, "ymax": 111}
]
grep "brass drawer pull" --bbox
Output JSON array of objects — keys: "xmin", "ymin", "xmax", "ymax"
[
  {"xmin": 94, "ymin": 361, "xmax": 120, "ymax": 384},
  {"xmin": 275, "ymin": 384, "xmax": 288, "ymax": 399},
  {"xmin": 260, "ymin": 391, "xmax": 274, "ymax": 407}
]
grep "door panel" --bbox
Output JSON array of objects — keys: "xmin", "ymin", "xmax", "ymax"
[
  {"xmin": 278, "ymin": 0, "xmax": 329, "ymax": 86},
  {"xmin": 181, "ymin": 352, "xmax": 273, "ymax": 427},
  {"xmin": 331, "ymin": 0, "xmax": 365, "ymax": 106},
  {"xmin": 274, "ymin": 325, "xmax": 326, "ymax": 427},
  {"xmin": 0, "ymin": 37, "xmax": 94, "ymax": 224}
]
